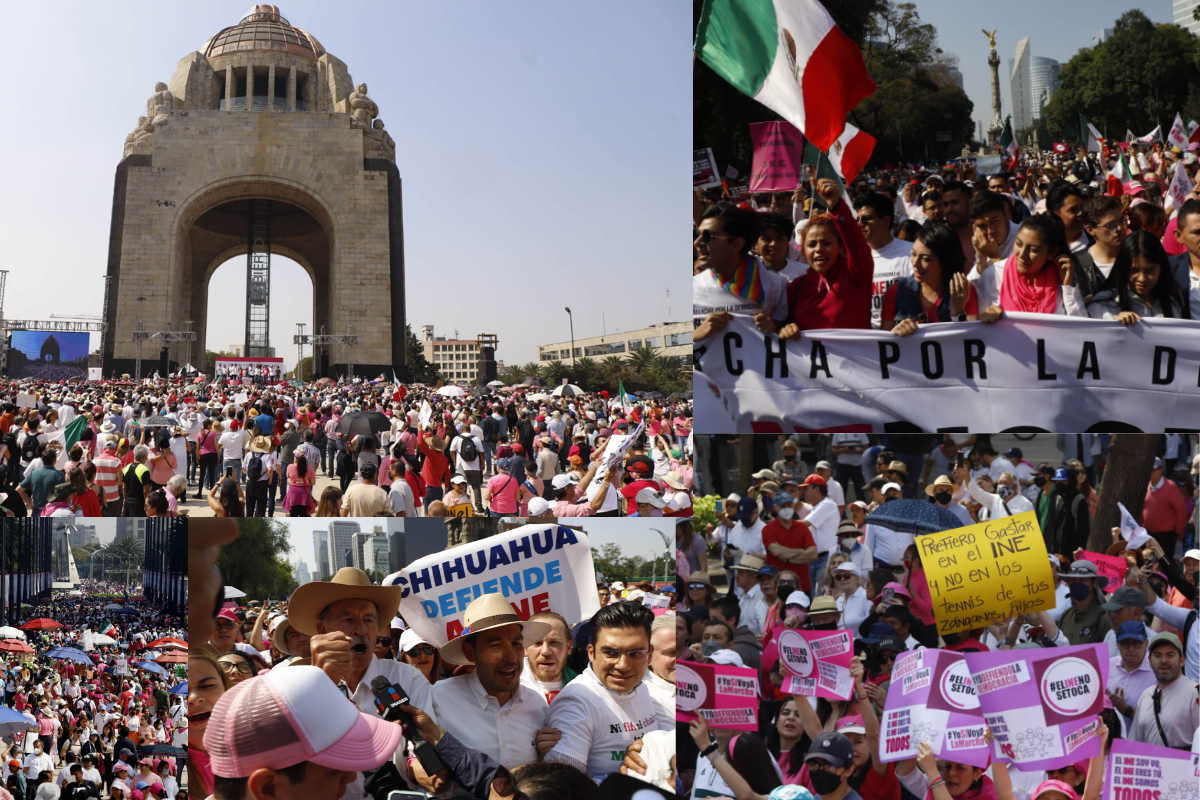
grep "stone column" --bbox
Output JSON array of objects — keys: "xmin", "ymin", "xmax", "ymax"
[
  {"xmin": 287, "ymin": 67, "xmax": 297, "ymax": 112},
  {"xmin": 224, "ymin": 65, "xmax": 234, "ymax": 110},
  {"xmin": 267, "ymin": 63, "xmax": 276, "ymax": 110}
]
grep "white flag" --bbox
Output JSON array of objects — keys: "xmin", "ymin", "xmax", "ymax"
[
  {"xmin": 1167, "ymin": 113, "xmax": 1189, "ymax": 149},
  {"xmin": 1165, "ymin": 161, "xmax": 1194, "ymax": 211},
  {"xmin": 1117, "ymin": 502, "xmax": 1151, "ymax": 550},
  {"xmin": 1135, "ymin": 125, "xmax": 1162, "ymax": 145}
]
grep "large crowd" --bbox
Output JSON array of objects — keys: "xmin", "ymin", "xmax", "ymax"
[
  {"xmin": 694, "ymin": 142, "xmax": 1200, "ymax": 347},
  {"xmin": 189, "ymin": 525, "xmax": 682, "ymax": 800},
  {"xmin": 0, "ymin": 377, "xmax": 694, "ymax": 520},
  {"xmin": 675, "ymin": 433, "xmax": 1200, "ymax": 800},
  {"xmin": 0, "ymin": 579, "xmax": 187, "ymax": 800}
]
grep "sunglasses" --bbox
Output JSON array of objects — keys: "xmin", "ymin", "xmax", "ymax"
[
  {"xmin": 687, "ymin": 583, "xmax": 709, "ymax": 590},
  {"xmin": 695, "ymin": 229, "xmax": 734, "ymax": 245},
  {"xmin": 835, "ymin": 573, "xmax": 854, "ymax": 581},
  {"xmin": 878, "ymin": 651, "xmax": 898, "ymax": 662},
  {"xmin": 376, "ymin": 637, "xmax": 391, "ymax": 646},
  {"xmin": 406, "ymin": 645, "xmax": 437, "ymax": 658}
]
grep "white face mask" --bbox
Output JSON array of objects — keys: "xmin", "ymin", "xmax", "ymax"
[
  {"xmin": 777, "ymin": 507, "xmax": 795, "ymax": 520},
  {"xmin": 841, "ymin": 537, "xmax": 858, "ymax": 549}
]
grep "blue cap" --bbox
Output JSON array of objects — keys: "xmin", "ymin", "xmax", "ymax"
[
  {"xmin": 860, "ymin": 622, "xmax": 898, "ymax": 645},
  {"xmin": 1004, "ymin": 447, "xmax": 1023, "ymax": 460},
  {"xmin": 757, "ymin": 564, "xmax": 781, "ymax": 577},
  {"xmin": 1053, "ymin": 468, "xmax": 1069, "ymax": 481},
  {"xmin": 732, "ymin": 496, "xmax": 758, "ymax": 522},
  {"xmin": 774, "ymin": 490, "xmax": 796, "ymax": 504},
  {"xmin": 1115, "ymin": 620, "xmax": 1148, "ymax": 643}
]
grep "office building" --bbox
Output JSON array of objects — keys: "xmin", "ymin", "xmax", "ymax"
[
  {"xmin": 312, "ymin": 529, "xmax": 330, "ymax": 581},
  {"xmin": 387, "ymin": 520, "xmax": 450, "ymax": 574},
  {"xmin": 1029, "ymin": 56, "xmax": 1060, "ymax": 121},
  {"xmin": 1174, "ymin": 1, "xmax": 1200, "ymax": 35},
  {"xmin": 537, "ymin": 321, "xmax": 691, "ymax": 363},
  {"xmin": 1010, "ymin": 38, "xmax": 1032, "ymax": 132},
  {"xmin": 421, "ymin": 325, "xmax": 498, "ymax": 384},
  {"xmin": 295, "ymin": 560, "xmax": 311, "ymax": 585},
  {"xmin": 1091, "ymin": 28, "xmax": 1114, "ymax": 45},
  {"xmin": 327, "ymin": 520, "xmax": 361, "ymax": 572},
  {"xmin": 944, "ymin": 66, "xmax": 964, "ymax": 90},
  {"xmin": 364, "ymin": 529, "xmax": 390, "ymax": 574}
]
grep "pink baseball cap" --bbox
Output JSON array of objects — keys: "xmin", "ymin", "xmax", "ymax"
[
  {"xmin": 204, "ymin": 665, "xmax": 403, "ymax": 777},
  {"xmin": 1032, "ymin": 780, "xmax": 1079, "ymax": 800},
  {"xmin": 836, "ymin": 714, "xmax": 866, "ymax": 735},
  {"xmin": 215, "ymin": 608, "xmax": 238, "ymax": 623}
]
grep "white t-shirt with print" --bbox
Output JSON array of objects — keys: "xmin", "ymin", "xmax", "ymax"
[
  {"xmin": 870, "ymin": 237, "xmax": 913, "ymax": 328},
  {"xmin": 546, "ymin": 665, "xmax": 658, "ymax": 782},
  {"xmin": 756, "ymin": 254, "xmax": 808, "ymax": 284}
]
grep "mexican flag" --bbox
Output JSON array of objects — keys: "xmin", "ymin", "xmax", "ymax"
[
  {"xmin": 826, "ymin": 122, "xmax": 875, "ymax": 183},
  {"xmin": 694, "ymin": 0, "xmax": 877, "ymax": 153},
  {"xmin": 1080, "ymin": 114, "xmax": 1104, "ymax": 153},
  {"xmin": 1107, "ymin": 153, "xmax": 1132, "ymax": 197},
  {"xmin": 99, "ymin": 622, "xmax": 116, "ymax": 636},
  {"xmin": 997, "ymin": 117, "xmax": 1018, "ymax": 166},
  {"xmin": 1189, "ymin": 119, "xmax": 1200, "ymax": 145}
]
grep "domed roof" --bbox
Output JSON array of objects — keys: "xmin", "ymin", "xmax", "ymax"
[{"xmin": 202, "ymin": 5, "xmax": 325, "ymax": 61}]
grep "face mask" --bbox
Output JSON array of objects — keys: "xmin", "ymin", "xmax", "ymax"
[
  {"xmin": 903, "ymin": 560, "xmax": 912, "ymax": 572},
  {"xmin": 998, "ymin": 485, "xmax": 1014, "ymax": 499},
  {"xmin": 777, "ymin": 507, "xmax": 795, "ymax": 520},
  {"xmin": 1068, "ymin": 581, "xmax": 1091, "ymax": 601},
  {"xmin": 934, "ymin": 491, "xmax": 952, "ymax": 505},
  {"xmin": 701, "ymin": 640, "xmax": 723, "ymax": 657},
  {"xmin": 810, "ymin": 769, "xmax": 844, "ymax": 795},
  {"xmin": 811, "ymin": 621, "xmax": 838, "ymax": 631},
  {"xmin": 742, "ymin": 517, "xmax": 756, "ymax": 528},
  {"xmin": 1034, "ymin": 476, "xmax": 1047, "ymax": 487},
  {"xmin": 840, "ymin": 537, "xmax": 858, "ymax": 549}
]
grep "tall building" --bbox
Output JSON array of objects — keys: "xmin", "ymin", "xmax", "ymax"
[
  {"xmin": 295, "ymin": 560, "xmax": 311, "ymax": 585},
  {"xmin": 387, "ymin": 520, "xmax": 451, "ymax": 574},
  {"xmin": 421, "ymin": 325, "xmax": 497, "ymax": 384},
  {"xmin": 944, "ymin": 66, "xmax": 964, "ymax": 90},
  {"xmin": 364, "ymin": 532, "xmax": 390, "ymax": 575},
  {"xmin": 1029, "ymin": 56, "xmax": 1061, "ymax": 121},
  {"xmin": 1010, "ymin": 38, "xmax": 1032, "ymax": 132},
  {"xmin": 1174, "ymin": 1, "xmax": 1200, "ymax": 35},
  {"xmin": 312, "ymin": 530, "xmax": 330, "ymax": 581},
  {"xmin": 327, "ymin": 520, "xmax": 361, "ymax": 572},
  {"xmin": 1091, "ymin": 28, "xmax": 1114, "ymax": 45}
]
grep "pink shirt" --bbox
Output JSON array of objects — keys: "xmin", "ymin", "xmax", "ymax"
[
  {"xmin": 485, "ymin": 473, "xmax": 520, "ymax": 514},
  {"xmin": 553, "ymin": 499, "xmax": 595, "ymax": 517}
]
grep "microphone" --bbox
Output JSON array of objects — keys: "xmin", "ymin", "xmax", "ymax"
[{"xmin": 370, "ymin": 675, "xmax": 445, "ymax": 776}]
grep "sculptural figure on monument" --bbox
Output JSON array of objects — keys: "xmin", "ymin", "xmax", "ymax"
[
  {"xmin": 125, "ymin": 116, "xmax": 155, "ymax": 157},
  {"xmin": 982, "ymin": 29, "xmax": 997, "ymax": 51},
  {"xmin": 148, "ymin": 81, "xmax": 175, "ymax": 129},
  {"xmin": 368, "ymin": 118, "xmax": 396, "ymax": 158},
  {"xmin": 349, "ymin": 82, "xmax": 378, "ymax": 128}
]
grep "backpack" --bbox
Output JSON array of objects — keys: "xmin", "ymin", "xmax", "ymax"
[
  {"xmin": 246, "ymin": 452, "xmax": 265, "ymax": 483},
  {"xmin": 20, "ymin": 433, "xmax": 40, "ymax": 465},
  {"xmin": 313, "ymin": 423, "xmax": 327, "ymax": 448},
  {"xmin": 457, "ymin": 435, "xmax": 478, "ymax": 463}
]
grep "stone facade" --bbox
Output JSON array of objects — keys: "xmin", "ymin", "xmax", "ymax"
[{"xmin": 103, "ymin": 6, "xmax": 405, "ymax": 378}]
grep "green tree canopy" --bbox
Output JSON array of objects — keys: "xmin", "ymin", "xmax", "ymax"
[{"xmin": 215, "ymin": 520, "xmax": 298, "ymax": 601}]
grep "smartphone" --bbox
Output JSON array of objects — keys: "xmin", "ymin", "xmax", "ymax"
[
  {"xmin": 225, "ymin": 468, "xmax": 234, "ymax": 478},
  {"xmin": 880, "ymin": 587, "xmax": 896, "ymax": 606}
]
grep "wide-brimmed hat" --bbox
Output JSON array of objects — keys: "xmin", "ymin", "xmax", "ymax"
[
  {"xmin": 730, "ymin": 554, "xmax": 767, "ymax": 573},
  {"xmin": 249, "ymin": 436, "xmax": 271, "ymax": 454},
  {"xmin": 885, "ymin": 460, "xmax": 908, "ymax": 476},
  {"xmin": 100, "ymin": 421, "xmax": 117, "ymax": 433},
  {"xmin": 685, "ymin": 572, "xmax": 715, "ymax": 591},
  {"xmin": 662, "ymin": 471, "xmax": 687, "ymax": 490},
  {"xmin": 270, "ymin": 616, "xmax": 301, "ymax": 656},
  {"xmin": 440, "ymin": 594, "xmax": 551, "ymax": 666},
  {"xmin": 924, "ymin": 475, "xmax": 956, "ymax": 496},
  {"xmin": 287, "ymin": 567, "xmax": 402, "ymax": 635},
  {"xmin": 429, "ymin": 435, "xmax": 446, "ymax": 450},
  {"xmin": 1056, "ymin": 560, "xmax": 1108, "ymax": 590}
]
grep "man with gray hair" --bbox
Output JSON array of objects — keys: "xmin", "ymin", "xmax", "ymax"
[
  {"xmin": 121, "ymin": 444, "xmax": 152, "ymax": 517},
  {"xmin": 644, "ymin": 614, "xmax": 676, "ymax": 732}
]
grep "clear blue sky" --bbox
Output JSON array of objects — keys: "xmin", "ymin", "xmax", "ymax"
[
  {"xmin": 902, "ymin": 1, "xmax": 1173, "ymax": 137},
  {"xmin": 0, "ymin": 1, "xmax": 689, "ymax": 368}
]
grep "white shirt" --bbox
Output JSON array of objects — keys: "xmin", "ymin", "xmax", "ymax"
[
  {"xmin": 450, "ymin": 434, "xmax": 483, "ymax": 472},
  {"xmin": 726, "ymin": 519, "xmax": 766, "ymax": 560},
  {"xmin": 431, "ymin": 671, "xmax": 548, "ymax": 770},
  {"xmin": 387, "ymin": 484, "xmax": 409, "ymax": 515},
  {"xmin": 966, "ymin": 476, "xmax": 1034, "ymax": 521},
  {"xmin": 546, "ymin": 664, "xmax": 657, "ymax": 782},
  {"xmin": 803, "ymin": 497, "xmax": 840, "ymax": 554},
  {"xmin": 693, "ymin": 264, "xmax": 790, "ymax": 323},
  {"xmin": 218, "ymin": 430, "xmax": 246, "ymax": 461},
  {"xmin": 169, "ymin": 437, "xmax": 188, "ymax": 479},
  {"xmin": 831, "ymin": 433, "xmax": 870, "ymax": 465},
  {"xmin": 941, "ymin": 502, "xmax": 974, "ymax": 527},
  {"xmin": 965, "ymin": 222, "xmax": 1020, "ymax": 310},
  {"xmin": 519, "ymin": 665, "xmax": 565, "ymax": 705},
  {"xmin": 586, "ymin": 477, "xmax": 619, "ymax": 514},
  {"xmin": 825, "ymin": 477, "xmax": 846, "ymax": 508},
  {"xmin": 864, "ymin": 521, "xmax": 914, "ymax": 568},
  {"xmin": 23, "ymin": 751, "xmax": 52, "ymax": 780},
  {"xmin": 738, "ymin": 583, "xmax": 768, "ymax": 635},
  {"xmin": 870, "ymin": 237, "xmax": 914, "ymax": 328},
  {"xmin": 837, "ymin": 586, "xmax": 870, "ymax": 633},
  {"xmin": 643, "ymin": 670, "xmax": 675, "ymax": 733},
  {"xmin": 756, "ymin": 254, "xmax": 808, "ymax": 284},
  {"xmin": 242, "ymin": 450, "xmax": 276, "ymax": 482}
]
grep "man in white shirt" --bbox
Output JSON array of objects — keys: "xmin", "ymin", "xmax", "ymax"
[
  {"xmin": 520, "ymin": 612, "xmax": 577, "ymax": 705},
  {"xmin": 546, "ymin": 602, "xmax": 658, "ymax": 782},
  {"xmin": 450, "ymin": 425, "xmax": 485, "ymax": 511},
  {"xmin": 754, "ymin": 212, "xmax": 808, "ymax": 283},
  {"xmin": 22, "ymin": 739, "xmax": 52, "ymax": 780},
  {"xmin": 863, "ymin": 483, "xmax": 911, "ymax": 568},
  {"xmin": 966, "ymin": 190, "xmax": 1021, "ymax": 310},
  {"xmin": 724, "ymin": 498, "xmax": 766, "ymax": 599},
  {"xmin": 975, "ymin": 443, "xmax": 1015, "ymax": 484},
  {"xmin": 794, "ymin": 474, "xmax": 841, "ymax": 592},
  {"xmin": 925, "ymin": 475, "xmax": 973, "ymax": 527},
  {"xmin": 729, "ymin": 555, "xmax": 769, "ymax": 636},
  {"xmin": 217, "ymin": 423, "xmax": 247, "ymax": 483},
  {"xmin": 644, "ymin": 616, "xmax": 675, "ymax": 732},
  {"xmin": 856, "ymin": 192, "xmax": 914, "ymax": 328},
  {"xmin": 830, "ymin": 433, "xmax": 870, "ymax": 502},
  {"xmin": 813, "ymin": 461, "xmax": 845, "ymax": 515}
]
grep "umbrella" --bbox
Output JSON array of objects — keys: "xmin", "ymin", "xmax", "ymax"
[
  {"xmin": 224, "ymin": 586, "xmax": 247, "ymax": 599},
  {"xmin": 147, "ymin": 637, "xmax": 187, "ymax": 648},
  {"xmin": 435, "ymin": 385, "xmax": 466, "ymax": 397},
  {"xmin": 336, "ymin": 411, "xmax": 391, "ymax": 437},
  {"xmin": 864, "ymin": 499, "xmax": 965, "ymax": 535},
  {"xmin": 103, "ymin": 603, "xmax": 124, "ymax": 611},
  {"xmin": 526, "ymin": 393, "xmax": 549, "ymax": 402},
  {"xmin": 114, "ymin": 607, "xmax": 140, "ymax": 616},
  {"xmin": 168, "ymin": 682, "xmax": 187, "ymax": 695},
  {"xmin": 0, "ymin": 627, "xmax": 27, "ymax": 640},
  {"xmin": 551, "ymin": 384, "xmax": 584, "ymax": 397},
  {"xmin": 155, "ymin": 651, "xmax": 187, "ymax": 665},
  {"xmin": 0, "ymin": 708, "xmax": 37, "ymax": 739},
  {"xmin": 193, "ymin": 376, "xmax": 205, "ymax": 384},
  {"xmin": 19, "ymin": 604, "xmax": 32, "ymax": 610},
  {"xmin": 141, "ymin": 415, "xmax": 177, "ymax": 427},
  {"xmin": 317, "ymin": 377, "xmax": 334, "ymax": 385},
  {"xmin": 45, "ymin": 647, "xmax": 93, "ymax": 665},
  {"xmin": 0, "ymin": 640, "xmax": 33, "ymax": 654},
  {"xmin": 91, "ymin": 634, "xmax": 117, "ymax": 646},
  {"xmin": 140, "ymin": 744, "xmax": 188, "ymax": 758},
  {"xmin": 19, "ymin": 618, "xmax": 62, "ymax": 630},
  {"xmin": 486, "ymin": 380, "xmax": 505, "ymax": 387},
  {"xmin": 137, "ymin": 661, "xmax": 167, "ymax": 676}
]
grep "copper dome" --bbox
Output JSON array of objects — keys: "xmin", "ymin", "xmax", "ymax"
[{"xmin": 202, "ymin": 5, "xmax": 325, "ymax": 60}]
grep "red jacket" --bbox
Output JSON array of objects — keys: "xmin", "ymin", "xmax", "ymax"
[
  {"xmin": 787, "ymin": 196, "xmax": 874, "ymax": 331},
  {"xmin": 1143, "ymin": 479, "xmax": 1187, "ymax": 534}
]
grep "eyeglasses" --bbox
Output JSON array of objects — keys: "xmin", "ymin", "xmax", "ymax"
[
  {"xmin": 695, "ymin": 230, "xmax": 734, "ymax": 245},
  {"xmin": 1095, "ymin": 219, "xmax": 1128, "ymax": 233},
  {"xmin": 687, "ymin": 583, "xmax": 709, "ymax": 590},
  {"xmin": 406, "ymin": 645, "xmax": 437, "ymax": 658},
  {"xmin": 598, "ymin": 648, "xmax": 649, "ymax": 662},
  {"xmin": 375, "ymin": 637, "xmax": 391, "ymax": 646},
  {"xmin": 217, "ymin": 660, "xmax": 253, "ymax": 675}
]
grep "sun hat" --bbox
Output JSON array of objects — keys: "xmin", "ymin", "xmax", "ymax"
[
  {"xmin": 440, "ymin": 594, "xmax": 551, "ymax": 666},
  {"xmin": 924, "ymin": 475, "xmax": 956, "ymax": 496},
  {"xmin": 1056, "ymin": 560, "xmax": 1108, "ymax": 590},
  {"xmin": 203, "ymin": 665, "xmax": 403, "ymax": 777},
  {"xmin": 286, "ymin": 567, "xmax": 402, "ymax": 636},
  {"xmin": 269, "ymin": 617, "xmax": 299, "ymax": 656},
  {"xmin": 685, "ymin": 572, "xmax": 715, "ymax": 591},
  {"xmin": 730, "ymin": 555, "xmax": 767, "ymax": 573},
  {"xmin": 809, "ymin": 596, "xmax": 839, "ymax": 614},
  {"xmin": 248, "ymin": 436, "xmax": 271, "ymax": 454},
  {"xmin": 885, "ymin": 461, "xmax": 908, "ymax": 476},
  {"xmin": 663, "ymin": 472, "xmax": 687, "ymax": 490}
]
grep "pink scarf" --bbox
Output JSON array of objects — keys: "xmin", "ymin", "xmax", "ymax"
[{"xmin": 999, "ymin": 254, "xmax": 1058, "ymax": 314}]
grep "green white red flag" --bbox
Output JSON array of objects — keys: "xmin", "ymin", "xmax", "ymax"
[{"xmin": 100, "ymin": 622, "xmax": 116, "ymax": 636}]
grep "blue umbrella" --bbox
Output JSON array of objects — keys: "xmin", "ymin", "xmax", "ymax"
[
  {"xmin": 115, "ymin": 608, "xmax": 140, "ymax": 616},
  {"xmin": 169, "ymin": 681, "xmax": 187, "ymax": 695},
  {"xmin": 137, "ymin": 660, "xmax": 167, "ymax": 675},
  {"xmin": 44, "ymin": 647, "xmax": 94, "ymax": 665},
  {"xmin": 0, "ymin": 708, "xmax": 36, "ymax": 738},
  {"xmin": 864, "ymin": 499, "xmax": 964, "ymax": 535}
]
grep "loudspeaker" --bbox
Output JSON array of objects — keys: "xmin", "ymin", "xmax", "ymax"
[
  {"xmin": 159, "ymin": 347, "xmax": 170, "ymax": 377},
  {"xmin": 320, "ymin": 351, "xmax": 330, "ymax": 379},
  {"xmin": 481, "ymin": 347, "xmax": 497, "ymax": 382}
]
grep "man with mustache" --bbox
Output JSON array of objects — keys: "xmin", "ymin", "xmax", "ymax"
[{"xmin": 520, "ymin": 611, "xmax": 580, "ymax": 705}]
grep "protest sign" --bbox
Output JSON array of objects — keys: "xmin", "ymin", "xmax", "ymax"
[
  {"xmin": 1117, "ymin": 502, "xmax": 1151, "ymax": 550},
  {"xmin": 87, "ymin": 368, "xmax": 102, "ymax": 381},
  {"xmin": 692, "ymin": 313, "xmax": 1200, "ymax": 432},
  {"xmin": 385, "ymin": 524, "xmax": 600, "ymax": 645},
  {"xmin": 749, "ymin": 121, "xmax": 805, "ymax": 192},
  {"xmin": 1079, "ymin": 550, "xmax": 1127, "ymax": 588},
  {"xmin": 1166, "ymin": 162, "xmax": 1194, "ymax": 211},
  {"xmin": 964, "ymin": 644, "xmax": 1108, "ymax": 771},
  {"xmin": 676, "ymin": 661, "xmax": 759, "ymax": 731},
  {"xmin": 879, "ymin": 649, "xmax": 990, "ymax": 768},
  {"xmin": 593, "ymin": 421, "xmax": 645, "ymax": 484},
  {"xmin": 16, "ymin": 393, "xmax": 35, "ymax": 408},
  {"xmin": 694, "ymin": 147, "xmax": 721, "ymax": 189},
  {"xmin": 641, "ymin": 593, "xmax": 670, "ymax": 609},
  {"xmin": 418, "ymin": 400, "xmax": 433, "ymax": 429},
  {"xmin": 775, "ymin": 626, "xmax": 855, "ymax": 699},
  {"xmin": 916, "ymin": 511, "xmax": 1055, "ymax": 634},
  {"xmin": 1104, "ymin": 739, "xmax": 1197, "ymax": 800},
  {"xmin": 82, "ymin": 630, "xmax": 93, "ymax": 651}
]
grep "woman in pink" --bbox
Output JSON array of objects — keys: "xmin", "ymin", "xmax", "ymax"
[
  {"xmin": 483, "ymin": 458, "xmax": 520, "ymax": 517},
  {"xmin": 282, "ymin": 453, "xmax": 315, "ymax": 516},
  {"xmin": 902, "ymin": 544, "xmax": 936, "ymax": 627}
]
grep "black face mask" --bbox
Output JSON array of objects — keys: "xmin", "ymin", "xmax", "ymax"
[
  {"xmin": 810, "ymin": 769, "xmax": 844, "ymax": 795},
  {"xmin": 1034, "ymin": 476, "xmax": 1047, "ymax": 487},
  {"xmin": 811, "ymin": 621, "xmax": 839, "ymax": 631},
  {"xmin": 934, "ymin": 491, "xmax": 952, "ymax": 505}
]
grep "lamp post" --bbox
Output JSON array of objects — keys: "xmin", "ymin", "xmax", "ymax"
[
  {"xmin": 564, "ymin": 307, "xmax": 575, "ymax": 383},
  {"xmin": 648, "ymin": 528, "xmax": 671, "ymax": 586}
]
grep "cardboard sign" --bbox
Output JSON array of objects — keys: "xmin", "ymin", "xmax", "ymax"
[
  {"xmin": 749, "ymin": 121, "xmax": 806, "ymax": 192},
  {"xmin": 386, "ymin": 524, "xmax": 600, "ymax": 645},
  {"xmin": 594, "ymin": 421, "xmax": 645, "ymax": 485},
  {"xmin": 694, "ymin": 148, "xmax": 721, "ymax": 189},
  {"xmin": 676, "ymin": 661, "xmax": 759, "ymax": 731},
  {"xmin": 880, "ymin": 649, "xmax": 990, "ymax": 768},
  {"xmin": 1104, "ymin": 739, "xmax": 1197, "ymax": 800},
  {"xmin": 642, "ymin": 593, "xmax": 671, "ymax": 609},
  {"xmin": 82, "ymin": 630, "xmax": 93, "ymax": 652},
  {"xmin": 16, "ymin": 393, "xmax": 36, "ymax": 409},
  {"xmin": 1078, "ymin": 550, "xmax": 1127, "ymax": 588},
  {"xmin": 917, "ymin": 511, "xmax": 1055, "ymax": 634},
  {"xmin": 964, "ymin": 644, "xmax": 1108, "ymax": 771},
  {"xmin": 775, "ymin": 627, "xmax": 855, "ymax": 700}
]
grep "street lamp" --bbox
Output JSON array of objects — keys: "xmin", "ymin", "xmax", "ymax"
[
  {"xmin": 564, "ymin": 307, "xmax": 575, "ymax": 383},
  {"xmin": 648, "ymin": 528, "xmax": 671, "ymax": 586}
]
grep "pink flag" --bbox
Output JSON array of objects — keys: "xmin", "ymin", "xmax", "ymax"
[{"xmin": 749, "ymin": 121, "xmax": 806, "ymax": 192}]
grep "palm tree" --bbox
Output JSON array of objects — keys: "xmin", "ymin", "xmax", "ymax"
[
  {"xmin": 626, "ymin": 345, "xmax": 659, "ymax": 375},
  {"xmin": 498, "ymin": 365, "xmax": 525, "ymax": 386},
  {"xmin": 599, "ymin": 356, "xmax": 627, "ymax": 388},
  {"xmin": 543, "ymin": 360, "xmax": 570, "ymax": 386},
  {"xmin": 518, "ymin": 363, "xmax": 543, "ymax": 382},
  {"xmin": 97, "ymin": 535, "xmax": 145, "ymax": 586},
  {"xmin": 573, "ymin": 357, "xmax": 598, "ymax": 390}
]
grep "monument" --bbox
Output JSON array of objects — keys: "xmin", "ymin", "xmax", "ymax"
[
  {"xmin": 102, "ymin": 5, "xmax": 407, "ymax": 379},
  {"xmin": 984, "ymin": 29, "xmax": 1004, "ymax": 147}
]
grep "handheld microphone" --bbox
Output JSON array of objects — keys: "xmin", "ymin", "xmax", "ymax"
[{"xmin": 370, "ymin": 675, "xmax": 446, "ymax": 776}]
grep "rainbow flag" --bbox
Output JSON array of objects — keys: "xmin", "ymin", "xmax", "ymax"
[{"xmin": 713, "ymin": 256, "xmax": 765, "ymax": 306}]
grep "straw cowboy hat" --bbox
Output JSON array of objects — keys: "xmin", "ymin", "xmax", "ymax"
[
  {"xmin": 270, "ymin": 616, "xmax": 300, "ymax": 656},
  {"xmin": 924, "ymin": 475, "xmax": 956, "ymax": 496},
  {"xmin": 249, "ymin": 436, "xmax": 272, "ymax": 454},
  {"xmin": 729, "ymin": 554, "xmax": 767, "ymax": 573},
  {"xmin": 885, "ymin": 460, "xmax": 909, "ymax": 476},
  {"xmin": 287, "ymin": 567, "xmax": 402, "ymax": 635},
  {"xmin": 440, "ymin": 594, "xmax": 552, "ymax": 666}
]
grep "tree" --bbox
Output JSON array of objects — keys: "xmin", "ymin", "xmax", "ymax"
[
  {"xmin": 405, "ymin": 324, "xmax": 442, "ymax": 385},
  {"xmin": 215, "ymin": 519, "xmax": 297, "ymax": 600},
  {"xmin": 295, "ymin": 355, "xmax": 313, "ymax": 382},
  {"xmin": 203, "ymin": 350, "xmax": 236, "ymax": 378},
  {"xmin": 96, "ymin": 536, "xmax": 144, "ymax": 586},
  {"xmin": 1088, "ymin": 434, "xmax": 1163, "ymax": 552}
]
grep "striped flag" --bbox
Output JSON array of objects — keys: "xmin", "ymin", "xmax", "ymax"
[
  {"xmin": 99, "ymin": 621, "xmax": 116, "ymax": 636},
  {"xmin": 826, "ymin": 122, "xmax": 875, "ymax": 183},
  {"xmin": 694, "ymin": 0, "xmax": 877, "ymax": 153},
  {"xmin": 1188, "ymin": 119, "xmax": 1200, "ymax": 144},
  {"xmin": 997, "ymin": 117, "xmax": 1018, "ymax": 165}
]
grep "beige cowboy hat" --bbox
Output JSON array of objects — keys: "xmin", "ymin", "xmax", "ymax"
[
  {"xmin": 249, "ymin": 436, "xmax": 272, "ymax": 454},
  {"xmin": 429, "ymin": 435, "xmax": 446, "ymax": 450},
  {"xmin": 885, "ymin": 460, "xmax": 909, "ymax": 476},
  {"xmin": 270, "ymin": 616, "xmax": 302, "ymax": 656},
  {"xmin": 287, "ymin": 567, "xmax": 402, "ymax": 636},
  {"xmin": 440, "ymin": 594, "xmax": 552, "ymax": 666},
  {"xmin": 729, "ymin": 554, "xmax": 767, "ymax": 573},
  {"xmin": 684, "ymin": 572, "xmax": 715, "ymax": 591},
  {"xmin": 924, "ymin": 475, "xmax": 956, "ymax": 496}
]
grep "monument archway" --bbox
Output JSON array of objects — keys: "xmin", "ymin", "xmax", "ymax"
[{"xmin": 101, "ymin": 4, "xmax": 406, "ymax": 379}]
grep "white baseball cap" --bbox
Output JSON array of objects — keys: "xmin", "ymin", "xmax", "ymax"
[
  {"xmin": 881, "ymin": 482, "xmax": 902, "ymax": 495},
  {"xmin": 635, "ymin": 488, "xmax": 667, "ymax": 508},
  {"xmin": 398, "ymin": 629, "xmax": 434, "ymax": 653},
  {"xmin": 527, "ymin": 497, "xmax": 553, "ymax": 516},
  {"xmin": 551, "ymin": 474, "xmax": 578, "ymax": 490},
  {"xmin": 449, "ymin": 475, "xmax": 467, "ymax": 485},
  {"xmin": 834, "ymin": 562, "xmax": 860, "ymax": 576},
  {"xmin": 1184, "ymin": 549, "xmax": 1200, "ymax": 562}
]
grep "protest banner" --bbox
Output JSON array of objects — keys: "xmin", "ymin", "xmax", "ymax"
[
  {"xmin": 16, "ymin": 393, "xmax": 36, "ymax": 408},
  {"xmin": 916, "ymin": 511, "xmax": 1055, "ymax": 635},
  {"xmin": 774, "ymin": 626, "xmax": 855, "ymax": 699},
  {"xmin": 879, "ymin": 649, "xmax": 990, "ymax": 768},
  {"xmin": 1104, "ymin": 739, "xmax": 1197, "ymax": 800},
  {"xmin": 964, "ymin": 644, "xmax": 1108, "ymax": 771},
  {"xmin": 385, "ymin": 524, "xmax": 600, "ymax": 645},
  {"xmin": 749, "ymin": 121, "xmax": 805, "ymax": 192},
  {"xmin": 676, "ymin": 660, "xmax": 759, "ymax": 731},
  {"xmin": 593, "ymin": 421, "xmax": 645, "ymax": 484},
  {"xmin": 87, "ymin": 367, "xmax": 102, "ymax": 381},
  {"xmin": 642, "ymin": 593, "xmax": 671, "ymax": 609},
  {"xmin": 692, "ymin": 313, "xmax": 1200, "ymax": 432},
  {"xmin": 694, "ymin": 147, "xmax": 721, "ymax": 189},
  {"xmin": 1079, "ymin": 550, "xmax": 1128, "ymax": 588}
]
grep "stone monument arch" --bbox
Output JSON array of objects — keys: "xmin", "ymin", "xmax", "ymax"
[{"xmin": 102, "ymin": 4, "xmax": 406, "ymax": 378}]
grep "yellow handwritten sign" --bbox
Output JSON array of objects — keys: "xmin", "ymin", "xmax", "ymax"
[{"xmin": 916, "ymin": 511, "xmax": 1055, "ymax": 635}]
